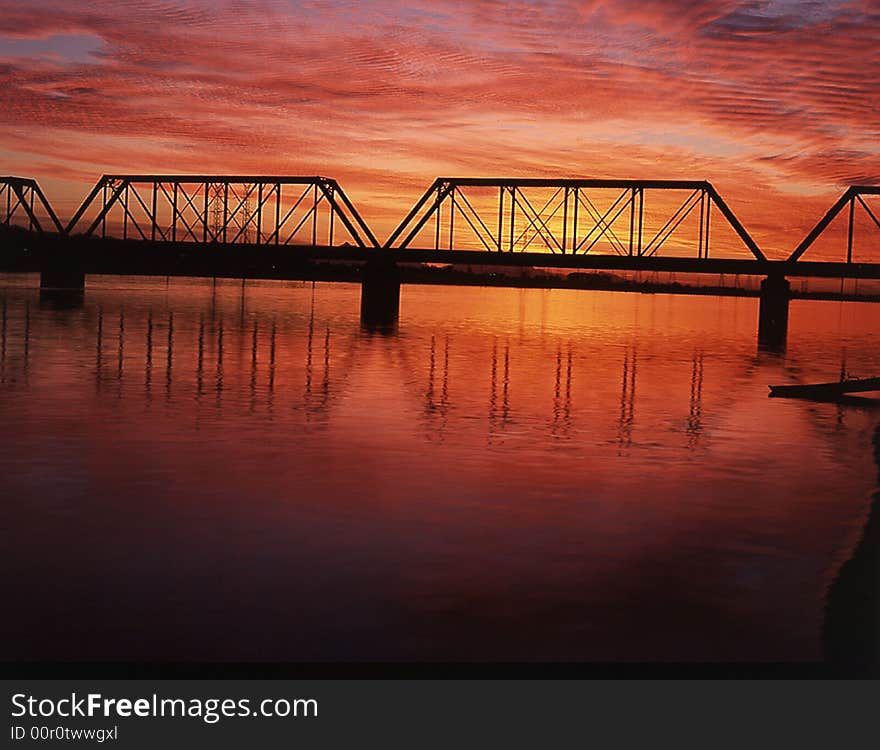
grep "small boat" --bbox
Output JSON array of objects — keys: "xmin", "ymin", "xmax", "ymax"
[{"xmin": 769, "ymin": 376, "xmax": 880, "ymax": 399}]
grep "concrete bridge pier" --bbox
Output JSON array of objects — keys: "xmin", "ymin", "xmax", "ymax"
[
  {"xmin": 39, "ymin": 242, "xmax": 85, "ymax": 306},
  {"xmin": 360, "ymin": 257, "xmax": 400, "ymax": 332},
  {"xmin": 758, "ymin": 274, "xmax": 790, "ymax": 351}
]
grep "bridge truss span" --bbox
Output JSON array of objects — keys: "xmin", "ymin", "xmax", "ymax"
[
  {"xmin": 0, "ymin": 176, "xmax": 64, "ymax": 234},
  {"xmin": 65, "ymin": 175, "xmax": 380, "ymax": 249},
  {"xmin": 788, "ymin": 186, "xmax": 880, "ymax": 263},
  {"xmin": 386, "ymin": 178, "xmax": 766, "ymax": 261}
]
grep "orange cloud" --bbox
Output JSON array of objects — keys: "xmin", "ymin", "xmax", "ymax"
[{"xmin": 0, "ymin": 1, "xmax": 877, "ymax": 255}]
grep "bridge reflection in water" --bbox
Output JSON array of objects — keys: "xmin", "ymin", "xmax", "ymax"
[
  {"xmin": 4, "ymin": 285, "xmax": 725, "ymax": 441},
  {"xmin": 0, "ymin": 278, "xmax": 878, "ymax": 665}
]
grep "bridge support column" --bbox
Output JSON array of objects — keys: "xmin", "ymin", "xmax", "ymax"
[
  {"xmin": 39, "ymin": 243, "xmax": 85, "ymax": 306},
  {"xmin": 360, "ymin": 257, "xmax": 400, "ymax": 332},
  {"xmin": 758, "ymin": 274, "xmax": 790, "ymax": 352},
  {"xmin": 40, "ymin": 264, "xmax": 85, "ymax": 292}
]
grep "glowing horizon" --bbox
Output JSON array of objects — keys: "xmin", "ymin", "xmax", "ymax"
[{"xmin": 1, "ymin": 1, "xmax": 878, "ymax": 256}]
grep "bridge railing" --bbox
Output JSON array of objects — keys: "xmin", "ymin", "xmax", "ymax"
[
  {"xmin": 385, "ymin": 178, "xmax": 766, "ymax": 260},
  {"xmin": 788, "ymin": 186, "xmax": 880, "ymax": 263},
  {"xmin": 65, "ymin": 175, "xmax": 380, "ymax": 249},
  {"xmin": 0, "ymin": 176, "xmax": 65, "ymax": 234}
]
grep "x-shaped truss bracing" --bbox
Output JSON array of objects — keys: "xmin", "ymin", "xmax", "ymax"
[
  {"xmin": 386, "ymin": 178, "xmax": 765, "ymax": 260},
  {"xmin": 66, "ymin": 176, "xmax": 379, "ymax": 249}
]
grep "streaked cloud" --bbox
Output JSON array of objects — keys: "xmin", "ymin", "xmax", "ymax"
[{"xmin": 0, "ymin": 0, "xmax": 877, "ymax": 251}]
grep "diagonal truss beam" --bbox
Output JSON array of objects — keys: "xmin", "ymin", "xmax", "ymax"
[
  {"xmin": 385, "ymin": 179, "xmax": 453, "ymax": 249},
  {"xmin": 13, "ymin": 171, "xmax": 880, "ymax": 268},
  {"xmin": 1, "ymin": 176, "xmax": 64, "ymax": 233},
  {"xmin": 387, "ymin": 178, "xmax": 765, "ymax": 260},
  {"xmin": 788, "ymin": 186, "xmax": 880, "ymax": 263},
  {"xmin": 65, "ymin": 175, "xmax": 380, "ymax": 249}
]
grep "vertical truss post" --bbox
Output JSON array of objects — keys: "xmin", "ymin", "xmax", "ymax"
[
  {"xmin": 151, "ymin": 182, "xmax": 157, "ymax": 241},
  {"xmin": 312, "ymin": 183, "xmax": 318, "ymax": 246},
  {"xmin": 171, "ymin": 182, "xmax": 178, "ymax": 243},
  {"xmin": 704, "ymin": 193, "xmax": 711, "ymax": 259},
  {"xmin": 628, "ymin": 186, "xmax": 636, "ymax": 256},
  {"xmin": 434, "ymin": 184, "xmax": 442, "ymax": 251},
  {"xmin": 256, "ymin": 183, "xmax": 263, "ymax": 245},
  {"xmin": 203, "ymin": 181, "xmax": 209, "ymax": 242},
  {"xmin": 327, "ymin": 183, "xmax": 335, "ymax": 246},
  {"xmin": 562, "ymin": 187, "xmax": 568, "ymax": 255},
  {"xmin": 636, "ymin": 187, "xmax": 644, "ymax": 256},
  {"xmin": 101, "ymin": 182, "xmax": 108, "ymax": 238},
  {"xmin": 571, "ymin": 187, "xmax": 578, "ymax": 253},
  {"xmin": 509, "ymin": 187, "xmax": 515, "ymax": 252},
  {"xmin": 122, "ymin": 184, "xmax": 129, "ymax": 241},
  {"xmin": 275, "ymin": 183, "xmax": 281, "ymax": 246},
  {"xmin": 449, "ymin": 186, "xmax": 455, "ymax": 251},
  {"xmin": 698, "ymin": 189, "xmax": 705, "ymax": 259},
  {"xmin": 497, "ymin": 186, "xmax": 504, "ymax": 252},
  {"xmin": 847, "ymin": 193, "xmax": 855, "ymax": 263},
  {"xmin": 223, "ymin": 184, "xmax": 229, "ymax": 243}
]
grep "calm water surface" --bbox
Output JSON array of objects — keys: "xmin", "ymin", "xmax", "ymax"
[{"xmin": 1, "ymin": 275, "xmax": 878, "ymax": 663}]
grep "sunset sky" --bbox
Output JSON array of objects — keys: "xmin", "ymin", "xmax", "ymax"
[{"xmin": 1, "ymin": 0, "xmax": 878, "ymax": 255}]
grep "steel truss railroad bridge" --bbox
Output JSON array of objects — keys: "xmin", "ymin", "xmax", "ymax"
[{"xmin": 2, "ymin": 174, "xmax": 879, "ymax": 346}]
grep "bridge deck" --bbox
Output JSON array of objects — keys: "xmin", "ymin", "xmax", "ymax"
[
  {"xmin": 3, "ymin": 227, "xmax": 880, "ymax": 280},
  {"xmin": 377, "ymin": 248, "xmax": 880, "ymax": 280}
]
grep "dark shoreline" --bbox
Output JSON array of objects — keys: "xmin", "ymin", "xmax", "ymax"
[{"xmin": 2, "ymin": 261, "xmax": 878, "ymax": 304}]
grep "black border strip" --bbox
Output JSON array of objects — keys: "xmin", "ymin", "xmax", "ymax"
[{"xmin": 2, "ymin": 662, "xmax": 875, "ymax": 679}]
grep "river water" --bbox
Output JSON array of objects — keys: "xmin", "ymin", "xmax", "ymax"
[{"xmin": 1, "ymin": 274, "xmax": 878, "ymax": 664}]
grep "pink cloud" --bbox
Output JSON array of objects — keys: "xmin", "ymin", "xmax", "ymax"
[{"xmin": 0, "ymin": 1, "xmax": 877, "ymax": 255}]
